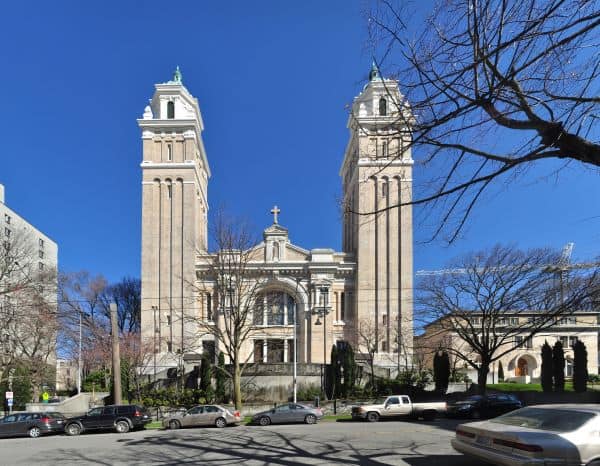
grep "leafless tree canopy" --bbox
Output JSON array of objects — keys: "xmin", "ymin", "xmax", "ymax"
[
  {"xmin": 368, "ymin": 0, "xmax": 600, "ymax": 241},
  {"xmin": 416, "ymin": 244, "xmax": 599, "ymax": 393},
  {"xmin": 0, "ymin": 229, "xmax": 57, "ymax": 396},
  {"xmin": 192, "ymin": 209, "xmax": 266, "ymax": 409},
  {"xmin": 58, "ymin": 272, "xmax": 145, "ymax": 392}
]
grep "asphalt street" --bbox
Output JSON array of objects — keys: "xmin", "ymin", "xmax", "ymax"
[{"xmin": 0, "ymin": 418, "xmax": 485, "ymax": 465}]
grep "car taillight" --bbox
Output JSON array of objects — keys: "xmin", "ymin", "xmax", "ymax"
[
  {"xmin": 493, "ymin": 438, "xmax": 543, "ymax": 452},
  {"xmin": 134, "ymin": 410, "xmax": 141, "ymax": 417},
  {"xmin": 40, "ymin": 416, "xmax": 51, "ymax": 423},
  {"xmin": 456, "ymin": 429, "xmax": 476, "ymax": 439},
  {"xmin": 234, "ymin": 411, "xmax": 240, "ymax": 417}
]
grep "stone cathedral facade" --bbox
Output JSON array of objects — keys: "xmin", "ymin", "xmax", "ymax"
[{"xmin": 139, "ymin": 66, "xmax": 414, "ymax": 373}]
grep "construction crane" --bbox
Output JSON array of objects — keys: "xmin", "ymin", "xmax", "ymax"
[{"xmin": 415, "ymin": 242, "xmax": 600, "ymax": 308}]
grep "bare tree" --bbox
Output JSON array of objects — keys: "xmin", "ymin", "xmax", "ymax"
[
  {"xmin": 416, "ymin": 244, "xmax": 599, "ymax": 394},
  {"xmin": 191, "ymin": 210, "xmax": 266, "ymax": 410},
  {"xmin": 0, "ymin": 229, "xmax": 58, "ymax": 398},
  {"xmin": 357, "ymin": 318, "xmax": 379, "ymax": 392},
  {"xmin": 58, "ymin": 272, "xmax": 110, "ymax": 375},
  {"xmin": 107, "ymin": 277, "xmax": 141, "ymax": 333},
  {"xmin": 365, "ymin": 0, "xmax": 600, "ymax": 241}
]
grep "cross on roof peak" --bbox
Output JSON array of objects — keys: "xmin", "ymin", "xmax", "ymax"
[{"xmin": 270, "ymin": 205, "xmax": 280, "ymax": 224}]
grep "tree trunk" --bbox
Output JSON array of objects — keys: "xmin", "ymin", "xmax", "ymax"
[
  {"xmin": 477, "ymin": 364, "xmax": 489, "ymax": 395},
  {"xmin": 233, "ymin": 361, "xmax": 242, "ymax": 410}
]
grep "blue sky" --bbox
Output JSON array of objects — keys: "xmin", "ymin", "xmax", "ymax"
[{"xmin": 0, "ymin": 0, "xmax": 598, "ymax": 283}]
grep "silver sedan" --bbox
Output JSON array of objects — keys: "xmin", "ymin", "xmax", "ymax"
[
  {"xmin": 252, "ymin": 403, "xmax": 324, "ymax": 426},
  {"xmin": 451, "ymin": 404, "xmax": 600, "ymax": 466},
  {"xmin": 163, "ymin": 405, "xmax": 241, "ymax": 429}
]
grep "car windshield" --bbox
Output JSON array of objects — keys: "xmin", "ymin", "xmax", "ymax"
[{"xmin": 491, "ymin": 407, "xmax": 596, "ymax": 432}]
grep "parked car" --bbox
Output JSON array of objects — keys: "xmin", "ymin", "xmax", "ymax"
[
  {"xmin": 446, "ymin": 394, "xmax": 522, "ymax": 419},
  {"xmin": 452, "ymin": 404, "xmax": 600, "ymax": 466},
  {"xmin": 252, "ymin": 403, "xmax": 324, "ymax": 426},
  {"xmin": 64, "ymin": 404, "xmax": 152, "ymax": 435},
  {"xmin": 0, "ymin": 412, "xmax": 66, "ymax": 438},
  {"xmin": 163, "ymin": 405, "xmax": 241, "ymax": 429},
  {"xmin": 351, "ymin": 395, "xmax": 446, "ymax": 422}
]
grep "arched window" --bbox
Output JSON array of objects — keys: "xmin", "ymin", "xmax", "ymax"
[
  {"xmin": 379, "ymin": 97, "xmax": 387, "ymax": 116},
  {"xmin": 253, "ymin": 291, "xmax": 296, "ymax": 326},
  {"xmin": 167, "ymin": 144, "xmax": 172, "ymax": 161},
  {"xmin": 167, "ymin": 101, "xmax": 175, "ymax": 119}
]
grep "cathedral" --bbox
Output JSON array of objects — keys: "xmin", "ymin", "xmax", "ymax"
[{"xmin": 139, "ymin": 65, "xmax": 414, "ymax": 374}]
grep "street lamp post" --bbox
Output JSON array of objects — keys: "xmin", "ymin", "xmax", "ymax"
[
  {"xmin": 77, "ymin": 311, "xmax": 82, "ymax": 395},
  {"xmin": 151, "ymin": 305, "xmax": 158, "ymax": 384},
  {"xmin": 314, "ymin": 286, "xmax": 330, "ymax": 395}
]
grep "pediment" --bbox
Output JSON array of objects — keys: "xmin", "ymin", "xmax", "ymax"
[{"xmin": 263, "ymin": 223, "xmax": 288, "ymax": 235}]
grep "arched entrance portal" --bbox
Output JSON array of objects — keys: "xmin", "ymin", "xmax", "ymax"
[{"xmin": 516, "ymin": 357, "xmax": 529, "ymax": 377}]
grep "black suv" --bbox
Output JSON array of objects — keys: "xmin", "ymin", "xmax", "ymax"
[{"xmin": 64, "ymin": 405, "xmax": 151, "ymax": 435}]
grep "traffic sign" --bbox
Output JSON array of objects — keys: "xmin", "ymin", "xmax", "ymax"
[
  {"xmin": 7, "ymin": 399, "xmax": 13, "ymax": 406},
  {"xmin": 5, "ymin": 391, "xmax": 13, "ymax": 400}
]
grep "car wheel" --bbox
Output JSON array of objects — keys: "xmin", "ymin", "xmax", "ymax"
[
  {"xmin": 66, "ymin": 423, "xmax": 82, "ymax": 436},
  {"xmin": 258, "ymin": 416, "xmax": 271, "ymax": 426},
  {"xmin": 471, "ymin": 410, "xmax": 481, "ymax": 419},
  {"xmin": 28, "ymin": 427, "xmax": 42, "ymax": 438},
  {"xmin": 169, "ymin": 420, "xmax": 181, "ymax": 430},
  {"xmin": 304, "ymin": 414, "xmax": 317, "ymax": 425},
  {"xmin": 367, "ymin": 412, "xmax": 380, "ymax": 422},
  {"xmin": 115, "ymin": 420, "xmax": 130, "ymax": 434},
  {"xmin": 422, "ymin": 411, "xmax": 436, "ymax": 422},
  {"xmin": 215, "ymin": 417, "xmax": 227, "ymax": 428}
]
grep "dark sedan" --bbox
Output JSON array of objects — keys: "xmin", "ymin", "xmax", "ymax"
[
  {"xmin": 0, "ymin": 412, "xmax": 66, "ymax": 438},
  {"xmin": 252, "ymin": 403, "xmax": 324, "ymax": 426},
  {"xmin": 446, "ymin": 394, "xmax": 522, "ymax": 419}
]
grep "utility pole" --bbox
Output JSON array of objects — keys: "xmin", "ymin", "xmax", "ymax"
[{"xmin": 110, "ymin": 303, "xmax": 122, "ymax": 405}]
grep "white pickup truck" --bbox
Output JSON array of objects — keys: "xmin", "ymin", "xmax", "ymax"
[{"xmin": 351, "ymin": 395, "xmax": 447, "ymax": 422}]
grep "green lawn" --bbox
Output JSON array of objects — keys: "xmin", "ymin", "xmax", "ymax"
[
  {"xmin": 145, "ymin": 421, "xmax": 163, "ymax": 429},
  {"xmin": 487, "ymin": 383, "xmax": 575, "ymax": 392}
]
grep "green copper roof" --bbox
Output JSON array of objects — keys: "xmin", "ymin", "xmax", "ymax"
[
  {"xmin": 369, "ymin": 60, "xmax": 381, "ymax": 81},
  {"xmin": 173, "ymin": 66, "xmax": 182, "ymax": 84}
]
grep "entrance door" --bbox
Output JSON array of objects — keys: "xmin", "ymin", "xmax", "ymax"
[{"xmin": 516, "ymin": 358, "xmax": 528, "ymax": 377}]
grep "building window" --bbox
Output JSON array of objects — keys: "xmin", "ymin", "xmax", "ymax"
[
  {"xmin": 167, "ymin": 341, "xmax": 173, "ymax": 352},
  {"xmin": 4, "ymin": 228, "xmax": 10, "ymax": 237},
  {"xmin": 515, "ymin": 336, "xmax": 532, "ymax": 349},
  {"xmin": 254, "ymin": 340, "xmax": 264, "ymax": 362},
  {"xmin": 206, "ymin": 294, "xmax": 212, "ymax": 320},
  {"xmin": 38, "ymin": 250, "xmax": 44, "ymax": 259},
  {"xmin": 381, "ymin": 181, "xmax": 388, "ymax": 197},
  {"xmin": 340, "ymin": 292, "xmax": 345, "ymax": 321},
  {"xmin": 167, "ymin": 184, "xmax": 172, "ymax": 199},
  {"xmin": 166, "ymin": 315, "xmax": 171, "ymax": 326},
  {"xmin": 560, "ymin": 336, "xmax": 578, "ymax": 347},
  {"xmin": 38, "ymin": 262, "xmax": 44, "ymax": 271},
  {"xmin": 381, "ymin": 340, "xmax": 388, "ymax": 352},
  {"xmin": 383, "ymin": 315, "xmax": 388, "ymax": 325},
  {"xmin": 379, "ymin": 97, "xmax": 387, "ymax": 116},
  {"xmin": 167, "ymin": 144, "xmax": 173, "ymax": 161},
  {"xmin": 381, "ymin": 140, "xmax": 388, "ymax": 158},
  {"xmin": 167, "ymin": 101, "xmax": 175, "ymax": 119},
  {"xmin": 253, "ymin": 291, "xmax": 296, "ymax": 327},
  {"xmin": 39, "ymin": 238, "xmax": 44, "ymax": 248},
  {"xmin": 556, "ymin": 316, "xmax": 577, "ymax": 326},
  {"xmin": 4, "ymin": 214, "xmax": 10, "ymax": 224}
]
